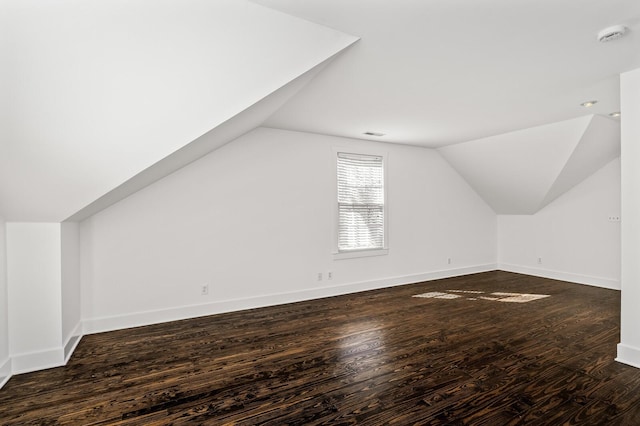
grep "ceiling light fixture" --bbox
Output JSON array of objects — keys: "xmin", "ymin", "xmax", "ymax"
[
  {"xmin": 581, "ymin": 100, "xmax": 598, "ymax": 108},
  {"xmin": 609, "ymin": 111, "xmax": 621, "ymax": 118},
  {"xmin": 363, "ymin": 131, "xmax": 385, "ymax": 137},
  {"xmin": 597, "ymin": 25, "xmax": 629, "ymax": 43}
]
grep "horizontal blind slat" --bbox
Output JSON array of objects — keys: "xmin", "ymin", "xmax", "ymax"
[{"xmin": 337, "ymin": 152, "xmax": 384, "ymax": 251}]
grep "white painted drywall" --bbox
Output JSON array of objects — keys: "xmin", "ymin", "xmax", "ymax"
[
  {"xmin": 61, "ymin": 222, "xmax": 81, "ymax": 345},
  {"xmin": 80, "ymin": 127, "xmax": 496, "ymax": 329},
  {"xmin": 498, "ymin": 158, "xmax": 620, "ymax": 289},
  {"xmin": 438, "ymin": 117, "xmax": 590, "ymax": 214},
  {"xmin": 540, "ymin": 115, "xmax": 620, "ymax": 209},
  {"xmin": 619, "ymin": 67, "xmax": 640, "ymax": 368},
  {"xmin": 0, "ymin": 0, "xmax": 357, "ymax": 222},
  {"xmin": 0, "ymin": 215, "xmax": 9, "ymax": 379},
  {"xmin": 6, "ymin": 224, "xmax": 62, "ymax": 357}
]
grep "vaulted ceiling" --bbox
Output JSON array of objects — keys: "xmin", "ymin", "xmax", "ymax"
[
  {"xmin": 0, "ymin": 0, "xmax": 358, "ymax": 221},
  {"xmin": 1, "ymin": 0, "xmax": 639, "ymax": 221},
  {"xmin": 255, "ymin": 0, "xmax": 639, "ymax": 147}
]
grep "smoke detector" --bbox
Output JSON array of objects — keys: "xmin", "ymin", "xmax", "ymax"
[
  {"xmin": 597, "ymin": 25, "xmax": 629, "ymax": 43},
  {"xmin": 363, "ymin": 131, "xmax": 385, "ymax": 137}
]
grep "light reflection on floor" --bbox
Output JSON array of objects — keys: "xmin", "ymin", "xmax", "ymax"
[
  {"xmin": 335, "ymin": 321, "xmax": 392, "ymax": 384},
  {"xmin": 412, "ymin": 290, "xmax": 550, "ymax": 303}
]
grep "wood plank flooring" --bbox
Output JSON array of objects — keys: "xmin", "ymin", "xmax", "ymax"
[{"xmin": 2, "ymin": 271, "xmax": 640, "ymax": 425}]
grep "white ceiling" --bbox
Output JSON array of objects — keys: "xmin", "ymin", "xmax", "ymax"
[
  {"xmin": 253, "ymin": 0, "xmax": 640, "ymax": 147},
  {"xmin": 2, "ymin": 1, "xmax": 637, "ymax": 221},
  {"xmin": 439, "ymin": 115, "xmax": 620, "ymax": 214}
]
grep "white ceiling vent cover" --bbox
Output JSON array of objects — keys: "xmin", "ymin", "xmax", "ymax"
[{"xmin": 597, "ymin": 25, "xmax": 629, "ymax": 43}]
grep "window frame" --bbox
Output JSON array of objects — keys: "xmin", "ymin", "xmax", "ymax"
[{"xmin": 332, "ymin": 147, "xmax": 389, "ymax": 260}]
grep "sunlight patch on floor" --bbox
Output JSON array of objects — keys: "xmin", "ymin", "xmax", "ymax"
[{"xmin": 413, "ymin": 290, "xmax": 550, "ymax": 303}]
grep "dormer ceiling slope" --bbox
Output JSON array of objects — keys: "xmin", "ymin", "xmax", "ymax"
[
  {"xmin": 0, "ymin": 0, "xmax": 358, "ymax": 221},
  {"xmin": 438, "ymin": 115, "xmax": 620, "ymax": 214}
]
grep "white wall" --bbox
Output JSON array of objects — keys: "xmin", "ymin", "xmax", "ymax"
[
  {"xmin": 498, "ymin": 158, "xmax": 620, "ymax": 289},
  {"xmin": 618, "ymin": 67, "xmax": 640, "ymax": 368},
  {"xmin": 81, "ymin": 127, "xmax": 496, "ymax": 333},
  {"xmin": 6, "ymin": 223, "xmax": 63, "ymax": 373},
  {"xmin": 0, "ymin": 215, "xmax": 10, "ymax": 385},
  {"xmin": 61, "ymin": 222, "xmax": 81, "ymax": 356}
]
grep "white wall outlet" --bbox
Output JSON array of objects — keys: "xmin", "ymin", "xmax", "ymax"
[
  {"xmin": 317, "ymin": 272, "xmax": 323, "ymax": 281},
  {"xmin": 447, "ymin": 257, "xmax": 452, "ymax": 265},
  {"xmin": 201, "ymin": 284, "xmax": 209, "ymax": 296},
  {"xmin": 327, "ymin": 271, "xmax": 333, "ymax": 280},
  {"xmin": 608, "ymin": 216, "xmax": 621, "ymax": 222},
  {"xmin": 537, "ymin": 257, "xmax": 542, "ymax": 265}
]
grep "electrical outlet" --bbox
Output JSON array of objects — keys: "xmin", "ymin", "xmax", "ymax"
[
  {"xmin": 447, "ymin": 258, "xmax": 452, "ymax": 265},
  {"xmin": 201, "ymin": 284, "xmax": 209, "ymax": 296},
  {"xmin": 537, "ymin": 257, "xmax": 542, "ymax": 265},
  {"xmin": 608, "ymin": 216, "xmax": 621, "ymax": 222},
  {"xmin": 327, "ymin": 271, "xmax": 333, "ymax": 280},
  {"xmin": 317, "ymin": 272, "xmax": 323, "ymax": 281}
]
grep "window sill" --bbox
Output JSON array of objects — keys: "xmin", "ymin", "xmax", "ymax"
[{"xmin": 333, "ymin": 248, "xmax": 389, "ymax": 260}]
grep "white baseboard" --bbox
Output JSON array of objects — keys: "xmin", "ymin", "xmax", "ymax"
[
  {"xmin": 4, "ymin": 323, "xmax": 83, "ymax": 378},
  {"xmin": 63, "ymin": 322, "xmax": 83, "ymax": 362},
  {"xmin": 83, "ymin": 263, "xmax": 497, "ymax": 335},
  {"xmin": 616, "ymin": 343, "xmax": 640, "ymax": 369},
  {"xmin": 498, "ymin": 263, "xmax": 620, "ymax": 290},
  {"xmin": 11, "ymin": 348, "xmax": 65, "ymax": 375},
  {"xmin": 64, "ymin": 335, "xmax": 82, "ymax": 363},
  {"xmin": 0, "ymin": 357, "xmax": 11, "ymax": 389}
]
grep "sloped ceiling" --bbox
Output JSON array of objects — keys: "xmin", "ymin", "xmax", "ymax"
[
  {"xmin": 541, "ymin": 116, "xmax": 621, "ymax": 208},
  {"xmin": 253, "ymin": 0, "xmax": 640, "ymax": 147},
  {"xmin": 66, "ymin": 58, "xmax": 336, "ymax": 222},
  {"xmin": 438, "ymin": 115, "xmax": 620, "ymax": 214},
  {"xmin": 1, "ymin": 0, "xmax": 635, "ymax": 222},
  {"xmin": 250, "ymin": 0, "xmax": 632, "ymax": 215},
  {"xmin": 0, "ymin": 0, "xmax": 358, "ymax": 221}
]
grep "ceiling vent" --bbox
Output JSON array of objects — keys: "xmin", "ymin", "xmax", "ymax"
[{"xmin": 597, "ymin": 25, "xmax": 629, "ymax": 43}]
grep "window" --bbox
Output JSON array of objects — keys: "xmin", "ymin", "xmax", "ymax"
[{"xmin": 337, "ymin": 152, "xmax": 385, "ymax": 252}]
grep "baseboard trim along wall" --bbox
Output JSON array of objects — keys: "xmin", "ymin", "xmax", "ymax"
[
  {"xmin": 63, "ymin": 322, "xmax": 83, "ymax": 363},
  {"xmin": 0, "ymin": 358, "xmax": 11, "ymax": 389},
  {"xmin": 0, "ymin": 321, "xmax": 84, "ymax": 388},
  {"xmin": 82, "ymin": 264, "xmax": 497, "ymax": 336},
  {"xmin": 64, "ymin": 336, "xmax": 82, "ymax": 363},
  {"xmin": 11, "ymin": 348, "xmax": 65, "ymax": 376},
  {"xmin": 616, "ymin": 344, "xmax": 640, "ymax": 369},
  {"xmin": 498, "ymin": 263, "xmax": 620, "ymax": 290}
]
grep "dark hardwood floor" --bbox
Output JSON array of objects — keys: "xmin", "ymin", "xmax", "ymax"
[{"xmin": 2, "ymin": 271, "xmax": 640, "ymax": 425}]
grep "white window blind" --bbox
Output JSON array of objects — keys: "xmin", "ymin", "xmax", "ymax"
[{"xmin": 337, "ymin": 152, "xmax": 384, "ymax": 251}]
